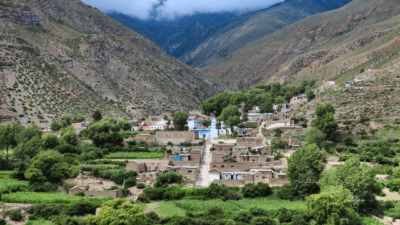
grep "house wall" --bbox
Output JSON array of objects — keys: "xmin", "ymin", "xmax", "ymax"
[
  {"xmin": 69, "ymin": 188, "xmax": 123, "ymax": 198},
  {"xmin": 236, "ymin": 137, "xmax": 264, "ymax": 147},
  {"xmin": 213, "ymin": 179, "xmax": 245, "ymax": 186},
  {"xmin": 210, "ymin": 162, "xmax": 257, "ymax": 171},
  {"xmin": 211, "ymin": 153, "xmax": 224, "ymax": 163},
  {"xmin": 156, "ymin": 131, "xmax": 199, "ymax": 144},
  {"xmin": 213, "ymin": 144, "xmax": 234, "ymax": 151}
]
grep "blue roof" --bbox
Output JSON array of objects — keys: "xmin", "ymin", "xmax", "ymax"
[
  {"xmin": 265, "ymin": 113, "xmax": 272, "ymax": 116},
  {"xmin": 248, "ymin": 113, "xmax": 260, "ymax": 116}
]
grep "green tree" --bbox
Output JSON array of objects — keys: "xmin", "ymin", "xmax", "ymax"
[
  {"xmin": 319, "ymin": 157, "xmax": 381, "ymax": 208},
  {"xmin": 41, "ymin": 133, "xmax": 60, "ymax": 149},
  {"xmin": 173, "ymin": 111, "xmax": 188, "ymax": 131},
  {"xmin": 50, "ymin": 120, "xmax": 61, "ymax": 131},
  {"xmin": 118, "ymin": 119, "xmax": 132, "ymax": 131},
  {"xmin": 13, "ymin": 135, "xmax": 43, "ymax": 178},
  {"xmin": 287, "ymin": 144, "xmax": 327, "ymax": 198},
  {"xmin": 306, "ymin": 187, "xmax": 353, "ymax": 225},
  {"xmin": 306, "ymin": 90, "xmax": 315, "ymax": 100},
  {"xmin": 60, "ymin": 113, "xmax": 73, "ymax": 127},
  {"xmin": 92, "ymin": 110, "xmax": 102, "ymax": 121},
  {"xmin": 312, "ymin": 103, "xmax": 338, "ymax": 141},
  {"xmin": 218, "ymin": 105, "xmax": 241, "ymax": 132},
  {"xmin": 306, "ymin": 128, "xmax": 326, "ymax": 148},
  {"xmin": 242, "ymin": 113, "xmax": 249, "ymax": 122},
  {"xmin": 0, "ymin": 123, "xmax": 24, "ymax": 169},
  {"xmin": 86, "ymin": 118, "xmax": 123, "ymax": 147},
  {"xmin": 277, "ymin": 104, "xmax": 284, "ymax": 112},
  {"xmin": 370, "ymin": 129, "xmax": 378, "ymax": 140},
  {"xmin": 72, "ymin": 114, "xmax": 86, "ymax": 123},
  {"xmin": 202, "ymin": 92, "xmax": 231, "ymax": 117},
  {"xmin": 59, "ymin": 129, "xmax": 78, "ymax": 146},
  {"xmin": 25, "ymin": 150, "xmax": 70, "ymax": 184},
  {"xmin": 260, "ymin": 99, "xmax": 273, "ymax": 113},
  {"xmin": 284, "ymin": 90, "xmax": 293, "ymax": 102},
  {"xmin": 271, "ymin": 82, "xmax": 281, "ymax": 97},
  {"xmin": 85, "ymin": 199, "xmax": 147, "ymax": 225},
  {"xmin": 231, "ymin": 91, "xmax": 247, "ymax": 107}
]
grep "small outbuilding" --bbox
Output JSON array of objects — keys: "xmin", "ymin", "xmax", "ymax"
[{"xmin": 375, "ymin": 174, "xmax": 392, "ymax": 181}]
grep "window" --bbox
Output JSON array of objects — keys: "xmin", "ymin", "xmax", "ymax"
[
  {"xmin": 221, "ymin": 165, "xmax": 225, "ymax": 168},
  {"xmin": 213, "ymin": 165, "xmax": 216, "ymax": 168},
  {"xmin": 174, "ymin": 170, "xmax": 176, "ymax": 172},
  {"xmin": 231, "ymin": 165, "xmax": 234, "ymax": 168},
  {"xmin": 281, "ymin": 176, "xmax": 285, "ymax": 179},
  {"xmin": 188, "ymin": 170, "xmax": 193, "ymax": 174}
]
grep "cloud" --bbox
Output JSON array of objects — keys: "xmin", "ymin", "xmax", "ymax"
[{"xmin": 81, "ymin": 0, "xmax": 284, "ymax": 20}]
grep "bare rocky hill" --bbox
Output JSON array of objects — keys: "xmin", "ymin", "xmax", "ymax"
[
  {"xmin": 0, "ymin": 0, "xmax": 222, "ymax": 126},
  {"xmin": 203, "ymin": 0, "xmax": 400, "ymax": 90}
]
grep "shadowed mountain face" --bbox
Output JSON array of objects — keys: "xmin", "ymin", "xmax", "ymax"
[
  {"xmin": 108, "ymin": 12, "xmax": 239, "ymax": 54},
  {"xmin": 202, "ymin": 0, "xmax": 400, "ymax": 90},
  {"xmin": 171, "ymin": 0, "xmax": 353, "ymax": 68},
  {"xmin": 0, "ymin": 0, "xmax": 222, "ymax": 126}
]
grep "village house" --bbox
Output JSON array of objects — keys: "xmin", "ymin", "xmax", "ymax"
[
  {"xmin": 151, "ymin": 124, "xmax": 166, "ymax": 131},
  {"xmin": 69, "ymin": 186, "xmax": 123, "ymax": 198},
  {"xmin": 169, "ymin": 146, "xmax": 203, "ymax": 167},
  {"xmin": 213, "ymin": 143, "xmax": 235, "ymax": 151},
  {"xmin": 126, "ymin": 160, "xmax": 170, "ymax": 173},
  {"xmin": 156, "ymin": 131, "xmax": 199, "ymax": 144},
  {"xmin": 209, "ymin": 168, "xmax": 289, "ymax": 186},
  {"xmin": 236, "ymin": 137, "xmax": 264, "ymax": 148}
]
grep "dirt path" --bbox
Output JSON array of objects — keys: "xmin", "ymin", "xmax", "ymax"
[
  {"xmin": 197, "ymin": 142, "xmax": 212, "ymax": 187},
  {"xmin": 377, "ymin": 188, "xmax": 400, "ymax": 201}
]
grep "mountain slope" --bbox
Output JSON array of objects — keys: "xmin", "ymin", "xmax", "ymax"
[
  {"xmin": 172, "ymin": 0, "xmax": 352, "ymax": 68},
  {"xmin": 0, "ymin": 0, "xmax": 222, "ymax": 126},
  {"xmin": 202, "ymin": 0, "xmax": 400, "ymax": 90},
  {"xmin": 108, "ymin": 12, "xmax": 239, "ymax": 54}
]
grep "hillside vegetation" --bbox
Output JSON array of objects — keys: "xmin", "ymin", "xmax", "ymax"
[
  {"xmin": 203, "ymin": 0, "xmax": 400, "ymax": 90},
  {"xmin": 0, "ymin": 0, "xmax": 222, "ymax": 126}
]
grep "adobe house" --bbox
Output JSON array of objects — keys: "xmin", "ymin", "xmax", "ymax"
[
  {"xmin": 156, "ymin": 131, "xmax": 199, "ymax": 144},
  {"xmin": 69, "ymin": 186, "xmax": 123, "ymax": 198},
  {"xmin": 211, "ymin": 151, "xmax": 226, "ymax": 163},
  {"xmin": 169, "ymin": 149, "xmax": 203, "ymax": 166},
  {"xmin": 243, "ymin": 121, "xmax": 260, "ymax": 128},
  {"xmin": 168, "ymin": 165, "xmax": 198, "ymax": 179},
  {"xmin": 375, "ymin": 174, "xmax": 392, "ymax": 181},
  {"xmin": 274, "ymin": 137, "xmax": 300, "ymax": 148},
  {"xmin": 210, "ymin": 162, "xmax": 257, "ymax": 172},
  {"xmin": 126, "ymin": 160, "xmax": 169, "ymax": 173},
  {"xmin": 252, "ymin": 146, "xmax": 271, "ymax": 155},
  {"xmin": 213, "ymin": 143, "xmax": 234, "ymax": 151},
  {"xmin": 236, "ymin": 137, "xmax": 264, "ymax": 148},
  {"xmin": 210, "ymin": 169, "xmax": 289, "ymax": 186}
]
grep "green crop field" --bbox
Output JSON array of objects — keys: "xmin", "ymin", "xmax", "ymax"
[
  {"xmin": 173, "ymin": 199, "xmax": 307, "ymax": 212},
  {"xmin": 0, "ymin": 178, "xmax": 29, "ymax": 192},
  {"xmin": 2, "ymin": 192, "xmax": 110, "ymax": 204},
  {"xmin": 72, "ymin": 164, "xmax": 123, "ymax": 171},
  {"xmin": 103, "ymin": 152, "xmax": 164, "ymax": 159}
]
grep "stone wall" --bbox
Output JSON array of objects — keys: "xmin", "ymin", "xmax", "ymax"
[{"xmin": 69, "ymin": 187, "xmax": 123, "ymax": 198}]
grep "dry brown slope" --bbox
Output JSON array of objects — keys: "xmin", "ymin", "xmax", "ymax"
[
  {"xmin": 0, "ymin": 0, "xmax": 222, "ymax": 126},
  {"xmin": 202, "ymin": 0, "xmax": 400, "ymax": 90}
]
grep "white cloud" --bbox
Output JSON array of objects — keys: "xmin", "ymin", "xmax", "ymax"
[{"xmin": 81, "ymin": 0, "xmax": 284, "ymax": 20}]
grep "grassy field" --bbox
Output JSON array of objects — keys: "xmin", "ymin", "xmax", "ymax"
[
  {"xmin": 0, "ymin": 178, "xmax": 29, "ymax": 192},
  {"xmin": 2, "ymin": 192, "xmax": 110, "ymax": 204},
  {"xmin": 72, "ymin": 164, "xmax": 123, "ymax": 171},
  {"xmin": 173, "ymin": 198, "xmax": 307, "ymax": 212},
  {"xmin": 142, "ymin": 199, "xmax": 306, "ymax": 217},
  {"xmin": 103, "ymin": 152, "xmax": 165, "ymax": 159}
]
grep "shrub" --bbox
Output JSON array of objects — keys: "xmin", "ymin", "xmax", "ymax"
[
  {"xmin": 276, "ymin": 183, "xmax": 294, "ymax": 200},
  {"xmin": 146, "ymin": 212, "xmax": 160, "ymax": 224},
  {"xmin": 74, "ymin": 191, "xmax": 85, "ymax": 197},
  {"xmin": 127, "ymin": 170, "xmax": 137, "ymax": 177},
  {"xmin": 64, "ymin": 201, "xmax": 98, "ymax": 216},
  {"xmin": 137, "ymin": 193, "xmax": 150, "ymax": 203},
  {"xmin": 222, "ymin": 191, "xmax": 241, "ymax": 201},
  {"xmin": 55, "ymin": 144, "xmax": 78, "ymax": 154},
  {"xmin": 107, "ymin": 186, "xmax": 120, "ymax": 190},
  {"xmin": 210, "ymin": 147, "xmax": 216, "ymax": 151},
  {"xmin": 125, "ymin": 177, "xmax": 137, "ymax": 188},
  {"xmin": 137, "ymin": 183, "xmax": 145, "ymax": 189},
  {"xmin": 0, "ymin": 219, "xmax": 5, "ymax": 225},
  {"xmin": 111, "ymin": 171, "xmax": 128, "ymax": 184},
  {"xmin": 234, "ymin": 211, "xmax": 252, "ymax": 223},
  {"xmin": 387, "ymin": 179, "xmax": 400, "ymax": 192},
  {"xmin": 251, "ymin": 217, "xmax": 274, "ymax": 225},
  {"xmin": 207, "ymin": 206, "xmax": 223, "ymax": 215},
  {"xmin": 9, "ymin": 209, "xmax": 22, "ymax": 221},
  {"xmin": 27, "ymin": 204, "xmax": 59, "ymax": 220}
]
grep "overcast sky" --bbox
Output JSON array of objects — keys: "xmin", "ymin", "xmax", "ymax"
[{"xmin": 82, "ymin": 0, "xmax": 284, "ymax": 20}]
